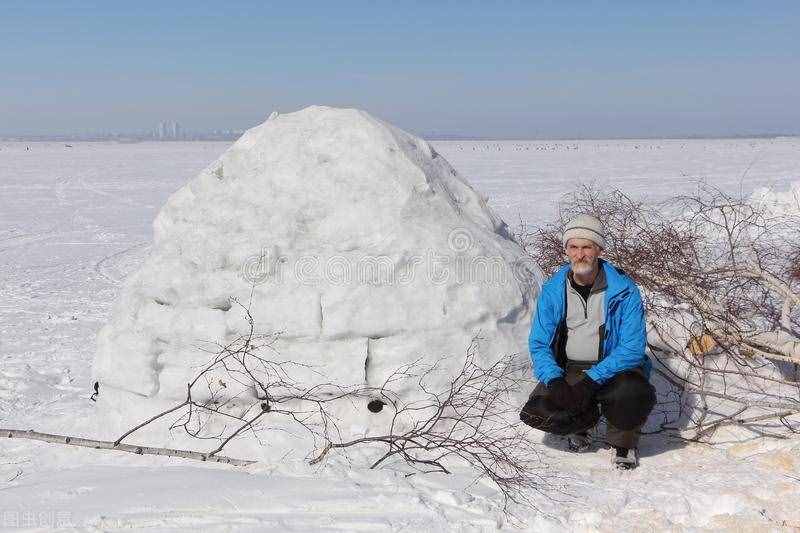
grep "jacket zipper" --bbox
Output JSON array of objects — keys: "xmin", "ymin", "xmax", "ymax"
[
  {"xmin": 600, "ymin": 289, "xmax": 629, "ymax": 361},
  {"xmin": 568, "ymin": 283, "xmax": 589, "ymax": 318}
]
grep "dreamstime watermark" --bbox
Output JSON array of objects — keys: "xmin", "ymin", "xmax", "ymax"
[
  {"xmin": 239, "ymin": 227, "xmax": 538, "ymax": 287},
  {"xmin": 1, "ymin": 509, "xmax": 73, "ymax": 529}
]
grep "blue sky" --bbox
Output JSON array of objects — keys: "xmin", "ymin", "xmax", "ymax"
[{"xmin": 2, "ymin": 1, "xmax": 799, "ymax": 137}]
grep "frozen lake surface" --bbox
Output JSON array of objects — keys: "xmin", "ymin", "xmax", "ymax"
[{"xmin": 1, "ymin": 138, "xmax": 799, "ymax": 531}]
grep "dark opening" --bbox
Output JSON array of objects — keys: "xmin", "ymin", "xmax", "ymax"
[{"xmin": 367, "ymin": 399, "xmax": 386, "ymax": 413}]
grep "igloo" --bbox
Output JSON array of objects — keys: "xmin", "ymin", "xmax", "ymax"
[{"xmin": 93, "ymin": 106, "xmax": 539, "ymax": 457}]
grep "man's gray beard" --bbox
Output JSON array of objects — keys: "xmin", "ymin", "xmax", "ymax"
[{"xmin": 571, "ymin": 260, "xmax": 596, "ymax": 276}]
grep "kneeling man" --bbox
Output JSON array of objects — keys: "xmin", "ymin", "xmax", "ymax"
[{"xmin": 520, "ymin": 214, "xmax": 656, "ymax": 469}]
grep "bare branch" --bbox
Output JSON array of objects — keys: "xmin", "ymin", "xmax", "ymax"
[{"xmin": 1, "ymin": 429, "xmax": 255, "ymax": 466}]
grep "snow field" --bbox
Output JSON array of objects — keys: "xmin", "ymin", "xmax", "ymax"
[{"xmin": 1, "ymin": 132, "xmax": 800, "ymax": 530}]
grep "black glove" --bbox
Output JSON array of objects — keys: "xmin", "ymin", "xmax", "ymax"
[
  {"xmin": 569, "ymin": 376, "xmax": 600, "ymax": 413},
  {"xmin": 546, "ymin": 377, "xmax": 572, "ymax": 410}
]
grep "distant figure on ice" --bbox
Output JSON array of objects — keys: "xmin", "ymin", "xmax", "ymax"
[{"xmin": 520, "ymin": 214, "xmax": 656, "ymax": 469}]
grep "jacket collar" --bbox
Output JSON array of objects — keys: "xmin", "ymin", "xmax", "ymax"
[
  {"xmin": 568, "ymin": 265, "xmax": 607, "ymax": 294},
  {"xmin": 555, "ymin": 258, "xmax": 631, "ymax": 300}
]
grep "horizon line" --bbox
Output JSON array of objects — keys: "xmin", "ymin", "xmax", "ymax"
[{"xmin": 2, "ymin": 132, "xmax": 798, "ymax": 143}]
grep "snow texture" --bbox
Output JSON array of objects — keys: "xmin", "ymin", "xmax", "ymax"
[
  {"xmin": 92, "ymin": 106, "xmax": 537, "ymax": 446},
  {"xmin": 751, "ymin": 180, "xmax": 800, "ymax": 219},
  {"xmin": 2, "ymin": 133, "xmax": 800, "ymax": 531}
]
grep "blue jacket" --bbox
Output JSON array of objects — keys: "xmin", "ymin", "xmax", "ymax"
[{"xmin": 529, "ymin": 259, "xmax": 651, "ymax": 386}]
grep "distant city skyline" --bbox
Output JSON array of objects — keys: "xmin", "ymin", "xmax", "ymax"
[
  {"xmin": 2, "ymin": 125, "xmax": 798, "ymax": 143},
  {"xmin": 0, "ymin": 119, "xmax": 247, "ymax": 142},
  {"xmin": 2, "ymin": 2, "xmax": 798, "ymax": 138},
  {"xmin": 155, "ymin": 120, "xmax": 181, "ymax": 140},
  {"xmin": 4, "ymin": 109, "xmax": 798, "ymax": 142},
  {"xmin": 2, "ymin": 112, "xmax": 799, "ymax": 142}
]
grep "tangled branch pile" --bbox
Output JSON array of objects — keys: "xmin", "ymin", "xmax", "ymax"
[
  {"xmin": 310, "ymin": 343, "xmax": 550, "ymax": 510},
  {"xmin": 516, "ymin": 184, "xmax": 800, "ymax": 440},
  {"xmin": 113, "ymin": 302, "xmax": 551, "ymax": 511}
]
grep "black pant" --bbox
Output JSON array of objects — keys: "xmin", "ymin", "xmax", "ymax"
[{"xmin": 520, "ymin": 364, "xmax": 656, "ymax": 449}]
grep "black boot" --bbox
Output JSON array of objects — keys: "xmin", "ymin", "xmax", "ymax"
[{"xmin": 613, "ymin": 447, "xmax": 639, "ymax": 470}]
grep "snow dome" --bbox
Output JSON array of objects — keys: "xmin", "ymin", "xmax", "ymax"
[{"xmin": 93, "ymin": 106, "xmax": 539, "ymax": 453}]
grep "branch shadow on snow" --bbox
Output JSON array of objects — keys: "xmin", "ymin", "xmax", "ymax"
[{"xmin": 637, "ymin": 363, "xmax": 694, "ymax": 457}]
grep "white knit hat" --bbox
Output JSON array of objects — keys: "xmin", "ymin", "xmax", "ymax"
[{"xmin": 562, "ymin": 214, "xmax": 606, "ymax": 249}]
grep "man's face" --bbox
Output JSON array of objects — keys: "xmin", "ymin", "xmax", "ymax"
[{"xmin": 565, "ymin": 238, "xmax": 602, "ymax": 276}]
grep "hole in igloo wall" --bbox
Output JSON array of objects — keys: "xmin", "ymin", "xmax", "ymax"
[{"xmin": 367, "ymin": 399, "xmax": 386, "ymax": 413}]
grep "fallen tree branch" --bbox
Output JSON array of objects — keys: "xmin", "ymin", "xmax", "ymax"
[
  {"xmin": 693, "ymin": 409, "xmax": 797, "ymax": 440},
  {"xmin": 0, "ymin": 428, "xmax": 255, "ymax": 467}
]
